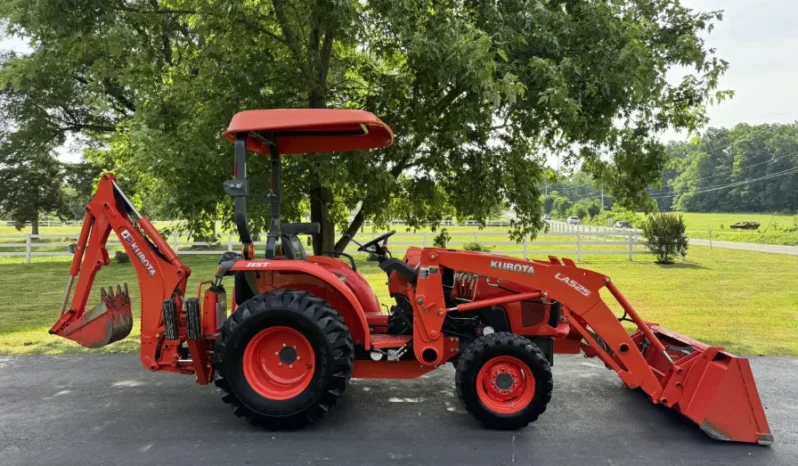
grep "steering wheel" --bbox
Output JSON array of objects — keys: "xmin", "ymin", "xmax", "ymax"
[{"xmin": 357, "ymin": 230, "xmax": 396, "ymax": 252}]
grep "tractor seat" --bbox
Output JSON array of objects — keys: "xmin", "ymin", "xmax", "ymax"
[
  {"xmin": 278, "ymin": 223, "xmax": 319, "ymax": 261},
  {"xmin": 380, "ymin": 258, "xmax": 417, "ymax": 285}
]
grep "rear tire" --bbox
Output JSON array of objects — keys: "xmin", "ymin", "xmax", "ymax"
[
  {"xmin": 213, "ymin": 288, "xmax": 353, "ymax": 429},
  {"xmin": 455, "ymin": 332, "xmax": 552, "ymax": 429}
]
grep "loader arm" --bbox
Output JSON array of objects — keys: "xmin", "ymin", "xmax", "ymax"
[
  {"xmin": 50, "ymin": 174, "xmax": 191, "ymax": 373},
  {"xmin": 410, "ymin": 248, "xmax": 772, "ymax": 445}
]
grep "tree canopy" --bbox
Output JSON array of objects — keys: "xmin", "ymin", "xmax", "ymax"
[
  {"xmin": 667, "ymin": 124, "xmax": 798, "ymax": 212},
  {"xmin": 0, "ymin": 0, "xmax": 729, "ymax": 252}
]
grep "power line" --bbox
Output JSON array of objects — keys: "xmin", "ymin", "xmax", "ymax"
[
  {"xmin": 648, "ymin": 151, "xmax": 796, "ymax": 195},
  {"xmin": 552, "ymin": 126, "xmax": 798, "ymax": 199},
  {"xmin": 650, "ymin": 165, "xmax": 798, "ymax": 200},
  {"xmin": 647, "ymin": 126, "xmax": 794, "ymax": 194}
]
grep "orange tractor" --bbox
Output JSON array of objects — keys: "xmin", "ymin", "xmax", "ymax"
[{"xmin": 50, "ymin": 109, "xmax": 772, "ymax": 444}]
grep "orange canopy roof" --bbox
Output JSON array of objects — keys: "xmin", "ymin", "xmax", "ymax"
[{"xmin": 222, "ymin": 109, "xmax": 394, "ymax": 155}]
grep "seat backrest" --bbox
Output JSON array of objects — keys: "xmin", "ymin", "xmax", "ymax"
[{"xmin": 280, "ymin": 233, "xmax": 308, "ymax": 260}]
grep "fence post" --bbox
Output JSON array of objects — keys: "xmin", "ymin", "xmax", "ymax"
[
  {"xmin": 172, "ymin": 231, "xmax": 179, "ymax": 256},
  {"xmin": 25, "ymin": 234, "xmax": 32, "ymax": 264},
  {"xmin": 708, "ymin": 230, "xmax": 713, "ymax": 249},
  {"xmin": 576, "ymin": 232, "xmax": 582, "ymax": 261},
  {"xmin": 628, "ymin": 232, "xmax": 634, "ymax": 261},
  {"xmin": 227, "ymin": 234, "xmax": 233, "ymax": 252},
  {"xmin": 523, "ymin": 238, "xmax": 528, "ymax": 260},
  {"xmin": 423, "ymin": 232, "xmax": 428, "ymax": 247},
  {"xmin": 473, "ymin": 232, "xmax": 478, "ymax": 243}
]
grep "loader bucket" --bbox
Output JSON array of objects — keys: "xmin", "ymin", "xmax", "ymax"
[
  {"xmin": 633, "ymin": 325, "xmax": 773, "ymax": 445},
  {"xmin": 51, "ymin": 285, "xmax": 133, "ymax": 349}
]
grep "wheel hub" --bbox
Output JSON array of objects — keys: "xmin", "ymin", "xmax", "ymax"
[
  {"xmin": 242, "ymin": 326, "xmax": 316, "ymax": 400},
  {"xmin": 278, "ymin": 346, "xmax": 298, "ymax": 365},
  {"xmin": 495, "ymin": 372, "xmax": 513, "ymax": 390},
  {"xmin": 476, "ymin": 355, "xmax": 536, "ymax": 415}
]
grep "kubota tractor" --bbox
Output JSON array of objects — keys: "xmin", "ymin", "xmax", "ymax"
[{"xmin": 50, "ymin": 109, "xmax": 772, "ymax": 444}]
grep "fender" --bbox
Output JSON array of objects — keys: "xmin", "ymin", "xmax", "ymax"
[{"xmin": 229, "ymin": 260, "xmax": 372, "ymax": 349}]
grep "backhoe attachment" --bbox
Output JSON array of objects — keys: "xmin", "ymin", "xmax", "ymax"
[
  {"xmin": 50, "ymin": 174, "xmax": 189, "ymax": 361},
  {"xmin": 51, "ymin": 283, "xmax": 133, "ymax": 348}
]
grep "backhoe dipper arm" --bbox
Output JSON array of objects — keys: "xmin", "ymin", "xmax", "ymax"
[
  {"xmin": 50, "ymin": 174, "xmax": 190, "ymax": 372},
  {"xmin": 411, "ymin": 249, "xmax": 772, "ymax": 445}
]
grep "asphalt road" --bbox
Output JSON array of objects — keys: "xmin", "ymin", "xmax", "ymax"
[
  {"xmin": 0, "ymin": 354, "xmax": 795, "ymax": 466},
  {"xmin": 691, "ymin": 238, "xmax": 798, "ymax": 256}
]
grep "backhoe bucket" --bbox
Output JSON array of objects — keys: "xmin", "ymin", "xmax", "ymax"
[
  {"xmin": 50, "ymin": 285, "xmax": 133, "ymax": 349},
  {"xmin": 634, "ymin": 325, "xmax": 773, "ymax": 445}
]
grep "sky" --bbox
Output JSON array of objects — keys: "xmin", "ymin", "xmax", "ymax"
[
  {"xmin": 663, "ymin": 0, "xmax": 798, "ymax": 139},
  {"xmin": 1, "ymin": 0, "xmax": 798, "ymax": 163}
]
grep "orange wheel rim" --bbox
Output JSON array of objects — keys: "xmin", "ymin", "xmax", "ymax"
[
  {"xmin": 476, "ymin": 356, "xmax": 536, "ymax": 415},
  {"xmin": 243, "ymin": 326, "xmax": 316, "ymax": 400}
]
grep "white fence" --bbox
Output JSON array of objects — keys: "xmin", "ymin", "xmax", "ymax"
[{"xmin": 0, "ymin": 227, "xmax": 649, "ymax": 263}]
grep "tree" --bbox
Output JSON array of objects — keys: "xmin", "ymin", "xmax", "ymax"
[
  {"xmin": 0, "ymin": 152, "xmax": 65, "ymax": 235},
  {"xmin": 0, "ymin": 0, "xmax": 729, "ymax": 253},
  {"xmin": 542, "ymin": 190, "xmax": 560, "ymax": 215},
  {"xmin": 670, "ymin": 124, "xmax": 798, "ymax": 213},
  {"xmin": 553, "ymin": 196, "xmax": 572, "ymax": 219}
]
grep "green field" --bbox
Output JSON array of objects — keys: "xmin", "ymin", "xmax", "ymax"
[
  {"xmin": 5, "ymin": 212, "xmax": 798, "ymax": 248},
  {"xmin": 584, "ymin": 212, "xmax": 798, "ymax": 246},
  {"xmin": 678, "ymin": 212, "xmax": 798, "ymax": 245},
  {"xmin": 1, "ymin": 246, "xmax": 796, "ymax": 356}
]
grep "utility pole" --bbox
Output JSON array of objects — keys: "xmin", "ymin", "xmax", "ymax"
[{"xmin": 601, "ymin": 187, "xmax": 605, "ymax": 210}]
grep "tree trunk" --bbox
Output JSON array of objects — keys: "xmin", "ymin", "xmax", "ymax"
[
  {"xmin": 309, "ymin": 185, "xmax": 335, "ymax": 255},
  {"xmin": 334, "ymin": 208, "xmax": 365, "ymax": 252},
  {"xmin": 31, "ymin": 214, "xmax": 39, "ymax": 237}
]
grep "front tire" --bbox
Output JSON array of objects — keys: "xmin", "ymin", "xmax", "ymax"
[
  {"xmin": 456, "ymin": 333, "xmax": 552, "ymax": 429},
  {"xmin": 213, "ymin": 289, "xmax": 353, "ymax": 429}
]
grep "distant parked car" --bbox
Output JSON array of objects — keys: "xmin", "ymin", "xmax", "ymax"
[
  {"xmin": 543, "ymin": 214, "xmax": 551, "ymax": 221},
  {"xmin": 566, "ymin": 216, "xmax": 580, "ymax": 225},
  {"xmin": 614, "ymin": 221, "xmax": 632, "ymax": 229}
]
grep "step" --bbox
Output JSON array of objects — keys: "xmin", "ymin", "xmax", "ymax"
[{"xmin": 370, "ymin": 334, "xmax": 412, "ymax": 349}]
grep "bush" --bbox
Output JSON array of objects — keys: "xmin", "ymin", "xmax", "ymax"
[
  {"xmin": 567, "ymin": 199, "xmax": 602, "ymax": 220},
  {"xmin": 463, "ymin": 242, "xmax": 494, "ymax": 253},
  {"xmin": 114, "ymin": 251, "xmax": 131, "ymax": 264},
  {"xmin": 641, "ymin": 214, "xmax": 688, "ymax": 264},
  {"xmin": 432, "ymin": 228, "xmax": 451, "ymax": 248}
]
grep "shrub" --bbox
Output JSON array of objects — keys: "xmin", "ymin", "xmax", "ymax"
[
  {"xmin": 432, "ymin": 228, "xmax": 451, "ymax": 248},
  {"xmin": 463, "ymin": 242, "xmax": 494, "ymax": 253},
  {"xmin": 114, "ymin": 251, "xmax": 131, "ymax": 264},
  {"xmin": 641, "ymin": 214, "xmax": 688, "ymax": 264}
]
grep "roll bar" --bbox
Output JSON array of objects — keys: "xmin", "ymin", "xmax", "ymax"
[{"xmin": 223, "ymin": 132, "xmax": 284, "ymax": 259}]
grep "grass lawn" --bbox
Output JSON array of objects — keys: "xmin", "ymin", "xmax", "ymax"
[
  {"xmin": 1, "ymin": 246, "xmax": 796, "ymax": 356},
  {"xmin": 678, "ymin": 212, "xmax": 798, "ymax": 245}
]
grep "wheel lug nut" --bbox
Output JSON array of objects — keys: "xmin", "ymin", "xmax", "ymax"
[
  {"xmin": 289, "ymin": 364, "xmax": 293, "ymax": 368},
  {"xmin": 282, "ymin": 343, "xmax": 286, "ymax": 347}
]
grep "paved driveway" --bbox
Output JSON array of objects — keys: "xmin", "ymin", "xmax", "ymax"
[
  {"xmin": 691, "ymin": 238, "xmax": 798, "ymax": 255},
  {"xmin": 0, "ymin": 354, "xmax": 795, "ymax": 466}
]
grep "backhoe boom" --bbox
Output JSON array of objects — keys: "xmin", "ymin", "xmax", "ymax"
[{"xmin": 50, "ymin": 174, "xmax": 191, "ymax": 373}]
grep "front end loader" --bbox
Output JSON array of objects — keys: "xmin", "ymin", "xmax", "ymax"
[{"xmin": 49, "ymin": 109, "xmax": 772, "ymax": 444}]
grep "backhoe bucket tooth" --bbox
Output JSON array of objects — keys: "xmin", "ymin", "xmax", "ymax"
[
  {"xmin": 51, "ymin": 284, "xmax": 133, "ymax": 349},
  {"xmin": 633, "ymin": 325, "xmax": 772, "ymax": 445}
]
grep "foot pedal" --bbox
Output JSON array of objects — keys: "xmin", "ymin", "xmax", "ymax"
[
  {"xmin": 186, "ymin": 298, "xmax": 201, "ymax": 340},
  {"xmin": 162, "ymin": 299, "xmax": 179, "ymax": 340}
]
